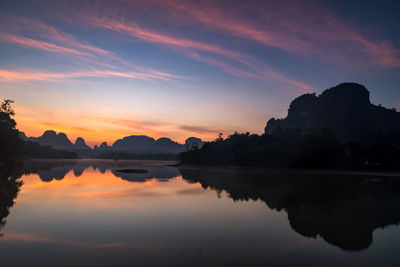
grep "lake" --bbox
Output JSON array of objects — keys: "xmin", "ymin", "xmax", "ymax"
[{"xmin": 1, "ymin": 159, "xmax": 400, "ymax": 266}]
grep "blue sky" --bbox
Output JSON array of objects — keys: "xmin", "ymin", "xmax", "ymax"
[{"xmin": 0, "ymin": 0, "xmax": 399, "ymax": 145}]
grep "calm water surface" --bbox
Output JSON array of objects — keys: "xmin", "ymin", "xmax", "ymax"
[{"xmin": 1, "ymin": 159, "xmax": 400, "ymax": 266}]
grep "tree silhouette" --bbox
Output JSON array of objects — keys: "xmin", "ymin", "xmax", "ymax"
[{"xmin": 0, "ymin": 99, "xmax": 22, "ymax": 163}]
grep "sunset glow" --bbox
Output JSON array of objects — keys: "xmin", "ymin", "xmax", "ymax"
[{"xmin": 1, "ymin": 0, "xmax": 399, "ymax": 146}]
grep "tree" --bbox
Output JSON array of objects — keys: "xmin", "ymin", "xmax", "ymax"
[{"xmin": 0, "ymin": 99, "xmax": 22, "ymax": 163}]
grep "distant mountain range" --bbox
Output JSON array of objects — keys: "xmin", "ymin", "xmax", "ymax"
[
  {"xmin": 265, "ymin": 83, "xmax": 400, "ymax": 141},
  {"xmin": 19, "ymin": 130, "xmax": 204, "ymax": 154}
]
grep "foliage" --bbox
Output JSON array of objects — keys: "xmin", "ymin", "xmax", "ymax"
[
  {"xmin": 180, "ymin": 127, "xmax": 400, "ymax": 170},
  {"xmin": 96, "ymin": 151, "xmax": 179, "ymax": 160},
  {"xmin": 0, "ymin": 99, "xmax": 22, "ymax": 162},
  {"xmin": 22, "ymin": 141, "xmax": 77, "ymax": 159}
]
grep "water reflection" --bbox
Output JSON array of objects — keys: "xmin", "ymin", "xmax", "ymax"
[
  {"xmin": 1, "ymin": 159, "xmax": 400, "ymax": 264},
  {"xmin": 180, "ymin": 168, "xmax": 400, "ymax": 251},
  {"xmin": 0, "ymin": 168, "xmax": 22, "ymax": 238},
  {"xmin": 16, "ymin": 159, "xmax": 180, "ymax": 183}
]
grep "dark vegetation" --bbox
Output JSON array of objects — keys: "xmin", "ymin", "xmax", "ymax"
[
  {"xmin": 115, "ymin": 169, "xmax": 149, "ymax": 174},
  {"xmin": 180, "ymin": 129, "xmax": 400, "ymax": 170},
  {"xmin": 180, "ymin": 83, "xmax": 400, "ymax": 170},
  {"xmin": 94, "ymin": 151, "xmax": 179, "ymax": 160},
  {"xmin": 0, "ymin": 99, "xmax": 77, "ymax": 164},
  {"xmin": 22, "ymin": 141, "xmax": 77, "ymax": 159},
  {"xmin": 0, "ymin": 100, "xmax": 22, "ymax": 164}
]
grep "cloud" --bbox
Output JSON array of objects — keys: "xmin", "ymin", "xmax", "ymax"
[
  {"xmin": 179, "ymin": 125, "xmax": 222, "ymax": 134},
  {"xmin": 0, "ymin": 69, "xmax": 181, "ymax": 82},
  {"xmin": 0, "ymin": 17, "xmax": 185, "ymax": 80},
  {"xmin": 77, "ymin": 9, "xmax": 313, "ymax": 92},
  {"xmin": 122, "ymin": 0, "xmax": 400, "ymax": 68},
  {"xmin": 0, "ymin": 33, "xmax": 90, "ymax": 56}
]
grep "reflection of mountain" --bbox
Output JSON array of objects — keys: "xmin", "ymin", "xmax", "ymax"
[
  {"xmin": 17, "ymin": 160, "xmax": 78, "ymax": 182},
  {"xmin": 17, "ymin": 160, "xmax": 180, "ymax": 183},
  {"xmin": 0, "ymin": 169, "xmax": 22, "ymax": 237},
  {"xmin": 180, "ymin": 168, "xmax": 400, "ymax": 251}
]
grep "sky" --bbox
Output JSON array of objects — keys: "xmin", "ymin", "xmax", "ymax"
[{"xmin": 0, "ymin": 0, "xmax": 399, "ymax": 146}]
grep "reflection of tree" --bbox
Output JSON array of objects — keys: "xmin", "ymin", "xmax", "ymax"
[
  {"xmin": 0, "ymin": 168, "xmax": 23, "ymax": 238},
  {"xmin": 180, "ymin": 168, "xmax": 400, "ymax": 251}
]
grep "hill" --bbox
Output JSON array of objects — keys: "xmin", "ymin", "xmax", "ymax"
[
  {"xmin": 180, "ymin": 83, "xmax": 400, "ymax": 169},
  {"xmin": 20, "ymin": 131, "xmax": 204, "ymax": 157},
  {"xmin": 265, "ymin": 83, "xmax": 400, "ymax": 142}
]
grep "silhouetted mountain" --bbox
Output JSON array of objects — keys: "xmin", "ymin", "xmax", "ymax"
[
  {"xmin": 74, "ymin": 137, "xmax": 91, "ymax": 150},
  {"xmin": 180, "ymin": 167, "xmax": 400, "ymax": 251},
  {"xmin": 34, "ymin": 130, "xmax": 75, "ymax": 150},
  {"xmin": 113, "ymin": 135, "xmax": 186, "ymax": 153},
  {"xmin": 185, "ymin": 137, "xmax": 204, "ymax": 150},
  {"xmin": 94, "ymin": 141, "xmax": 111, "ymax": 151},
  {"xmin": 156, "ymin": 137, "xmax": 184, "ymax": 153},
  {"xmin": 181, "ymin": 83, "xmax": 400, "ymax": 169},
  {"xmin": 18, "ymin": 132, "xmax": 28, "ymax": 141},
  {"xmin": 21, "ymin": 131, "xmax": 203, "ymax": 157},
  {"xmin": 265, "ymin": 83, "xmax": 400, "ymax": 142}
]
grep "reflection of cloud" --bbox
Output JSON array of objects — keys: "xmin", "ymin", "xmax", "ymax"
[
  {"xmin": 176, "ymin": 188, "xmax": 205, "ymax": 195},
  {"xmin": 2, "ymin": 231, "xmax": 165, "ymax": 250},
  {"xmin": 70, "ymin": 188, "xmax": 165, "ymax": 199}
]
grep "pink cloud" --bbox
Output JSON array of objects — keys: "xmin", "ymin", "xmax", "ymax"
[
  {"xmin": 121, "ymin": 0, "xmax": 400, "ymax": 68},
  {"xmin": 0, "ymin": 33, "xmax": 90, "ymax": 56},
  {"xmin": 0, "ymin": 69, "xmax": 181, "ymax": 82},
  {"xmin": 78, "ymin": 11, "xmax": 313, "ymax": 93},
  {"xmin": 1, "ymin": 17, "xmax": 184, "ymax": 80}
]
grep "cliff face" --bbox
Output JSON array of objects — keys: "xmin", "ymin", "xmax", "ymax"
[{"xmin": 265, "ymin": 83, "xmax": 400, "ymax": 141}]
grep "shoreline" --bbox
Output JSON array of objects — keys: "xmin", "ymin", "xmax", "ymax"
[{"xmin": 175, "ymin": 163, "xmax": 400, "ymax": 177}]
